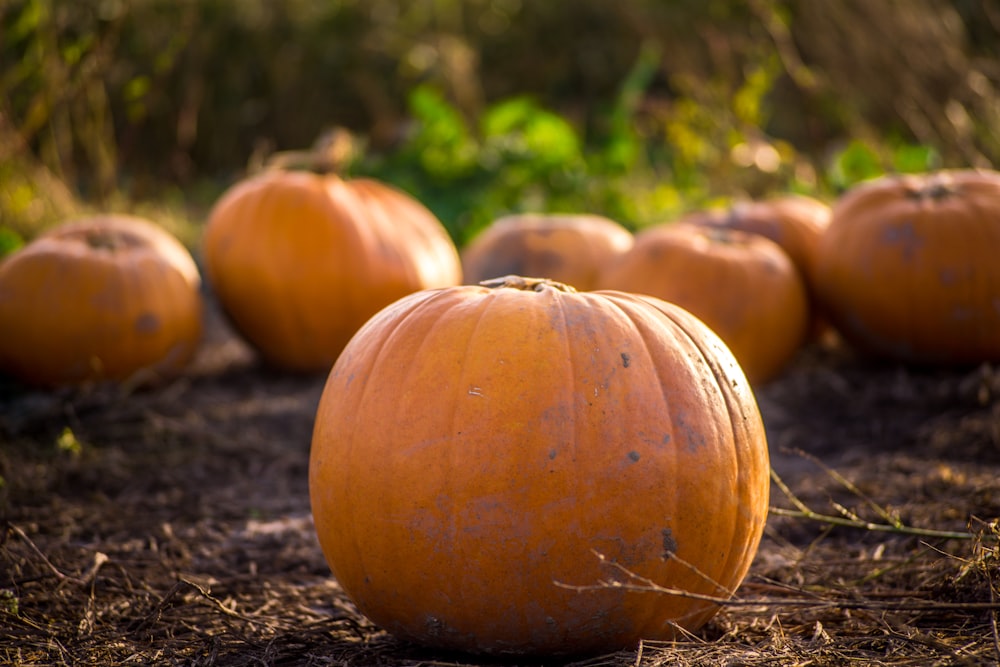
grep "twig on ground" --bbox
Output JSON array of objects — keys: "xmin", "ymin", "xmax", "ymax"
[
  {"xmin": 769, "ymin": 468, "xmax": 981, "ymax": 541},
  {"xmin": 784, "ymin": 446, "xmax": 904, "ymax": 527},
  {"xmin": 5, "ymin": 522, "xmax": 108, "ymax": 588},
  {"xmin": 556, "ymin": 550, "xmax": 1000, "ymax": 613}
]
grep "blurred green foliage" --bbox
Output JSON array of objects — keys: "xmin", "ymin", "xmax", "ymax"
[
  {"xmin": 0, "ymin": 228, "xmax": 24, "ymax": 258},
  {"xmin": 357, "ymin": 81, "xmax": 674, "ymax": 245},
  {"xmin": 1, "ymin": 0, "xmax": 997, "ymax": 246}
]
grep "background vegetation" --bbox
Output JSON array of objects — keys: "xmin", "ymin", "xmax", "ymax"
[{"xmin": 2, "ymin": 0, "xmax": 999, "ymax": 248}]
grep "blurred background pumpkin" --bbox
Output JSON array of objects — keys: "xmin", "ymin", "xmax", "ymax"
[
  {"xmin": 0, "ymin": 214, "xmax": 203, "ymax": 387},
  {"xmin": 598, "ymin": 222, "xmax": 809, "ymax": 384},
  {"xmin": 202, "ymin": 166, "xmax": 462, "ymax": 372},
  {"xmin": 460, "ymin": 212, "xmax": 634, "ymax": 290}
]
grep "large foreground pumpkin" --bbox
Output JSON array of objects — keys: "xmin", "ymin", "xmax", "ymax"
[
  {"xmin": 202, "ymin": 169, "xmax": 462, "ymax": 371},
  {"xmin": 309, "ymin": 275, "xmax": 770, "ymax": 656},
  {"xmin": 597, "ymin": 223, "xmax": 809, "ymax": 384},
  {"xmin": 460, "ymin": 213, "xmax": 634, "ymax": 290},
  {"xmin": 816, "ymin": 169, "xmax": 1000, "ymax": 364},
  {"xmin": 0, "ymin": 215, "xmax": 203, "ymax": 387}
]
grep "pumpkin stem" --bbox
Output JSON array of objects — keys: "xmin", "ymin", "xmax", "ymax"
[
  {"xmin": 67, "ymin": 227, "xmax": 142, "ymax": 252},
  {"xmin": 261, "ymin": 127, "xmax": 360, "ymax": 175},
  {"xmin": 479, "ymin": 275, "xmax": 578, "ymax": 293},
  {"xmin": 922, "ymin": 181, "xmax": 953, "ymax": 201},
  {"xmin": 905, "ymin": 175, "xmax": 954, "ymax": 202},
  {"xmin": 698, "ymin": 225, "xmax": 746, "ymax": 245},
  {"xmin": 79, "ymin": 229, "xmax": 132, "ymax": 252}
]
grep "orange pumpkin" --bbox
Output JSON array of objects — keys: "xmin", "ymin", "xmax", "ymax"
[
  {"xmin": 597, "ymin": 222, "xmax": 809, "ymax": 384},
  {"xmin": 460, "ymin": 213, "xmax": 634, "ymax": 290},
  {"xmin": 683, "ymin": 195, "xmax": 833, "ymax": 343},
  {"xmin": 310, "ymin": 275, "xmax": 770, "ymax": 655},
  {"xmin": 0, "ymin": 215, "xmax": 203, "ymax": 387},
  {"xmin": 815, "ymin": 169, "xmax": 1000, "ymax": 364},
  {"xmin": 202, "ymin": 169, "xmax": 462, "ymax": 372},
  {"xmin": 681, "ymin": 194, "xmax": 831, "ymax": 294}
]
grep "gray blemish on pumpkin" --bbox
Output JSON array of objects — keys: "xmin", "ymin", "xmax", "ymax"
[
  {"xmin": 661, "ymin": 528, "xmax": 677, "ymax": 560},
  {"xmin": 674, "ymin": 412, "xmax": 707, "ymax": 452},
  {"xmin": 548, "ymin": 448, "xmax": 557, "ymax": 460},
  {"xmin": 880, "ymin": 221, "xmax": 924, "ymax": 261},
  {"xmin": 662, "ymin": 434, "xmax": 671, "ymax": 445},
  {"xmin": 134, "ymin": 312, "xmax": 160, "ymax": 334},
  {"xmin": 939, "ymin": 267, "xmax": 961, "ymax": 286},
  {"xmin": 951, "ymin": 305, "xmax": 974, "ymax": 321},
  {"xmin": 620, "ymin": 352, "xmax": 631, "ymax": 368},
  {"xmin": 627, "ymin": 450, "xmax": 640, "ymax": 462}
]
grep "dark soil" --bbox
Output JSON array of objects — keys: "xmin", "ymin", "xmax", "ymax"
[{"xmin": 2, "ymin": 296, "xmax": 999, "ymax": 666}]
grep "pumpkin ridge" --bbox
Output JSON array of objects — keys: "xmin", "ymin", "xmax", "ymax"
[
  {"xmin": 619, "ymin": 297, "xmax": 730, "ymax": 602},
  {"xmin": 625, "ymin": 292, "xmax": 767, "ymax": 611},
  {"xmin": 550, "ymin": 288, "xmax": 586, "ymax": 591},
  {"xmin": 259, "ymin": 187, "xmax": 307, "ymax": 358},
  {"xmin": 675, "ymin": 299, "xmax": 766, "ymax": 592},
  {"xmin": 442, "ymin": 287, "xmax": 509, "ymax": 605},
  {"xmin": 121, "ymin": 257, "xmax": 153, "ymax": 367},
  {"xmin": 346, "ymin": 180, "xmax": 420, "ymax": 288},
  {"xmin": 322, "ymin": 176, "xmax": 384, "ymax": 329},
  {"xmin": 550, "ymin": 290, "xmax": 676, "ymax": 644},
  {"xmin": 957, "ymin": 199, "xmax": 1000, "ymax": 352},
  {"xmin": 328, "ymin": 289, "xmax": 449, "ymax": 596},
  {"xmin": 574, "ymin": 292, "xmax": 729, "ymax": 633},
  {"xmin": 647, "ymin": 291, "xmax": 767, "ymax": 631},
  {"xmin": 582, "ymin": 292, "xmax": 683, "ymax": 635},
  {"xmin": 349, "ymin": 178, "xmax": 462, "ymax": 287}
]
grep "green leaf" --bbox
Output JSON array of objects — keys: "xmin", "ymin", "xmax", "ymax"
[
  {"xmin": 892, "ymin": 143, "xmax": 939, "ymax": 173},
  {"xmin": 8, "ymin": 0, "xmax": 46, "ymax": 47},
  {"xmin": 124, "ymin": 75, "xmax": 151, "ymax": 101},
  {"xmin": 828, "ymin": 140, "xmax": 884, "ymax": 190},
  {"xmin": 56, "ymin": 427, "xmax": 83, "ymax": 457},
  {"xmin": 0, "ymin": 228, "xmax": 24, "ymax": 258},
  {"xmin": 482, "ymin": 97, "xmax": 581, "ymax": 167}
]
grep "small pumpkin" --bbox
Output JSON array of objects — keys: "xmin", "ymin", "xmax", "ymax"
[
  {"xmin": 681, "ymin": 194, "xmax": 831, "ymax": 294},
  {"xmin": 683, "ymin": 195, "xmax": 833, "ymax": 343},
  {"xmin": 202, "ymin": 169, "xmax": 462, "ymax": 372},
  {"xmin": 460, "ymin": 213, "xmax": 634, "ymax": 290},
  {"xmin": 310, "ymin": 275, "xmax": 770, "ymax": 656},
  {"xmin": 0, "ymin": 214, "xmax": 203, "ymax": 387},
  {"xmin": 815, "ymin": 169, "xmax": 1000, "ymax": 364},
  {"xmin": 597, "ymin": 222, "xmax": 809, "ymax": 384}
]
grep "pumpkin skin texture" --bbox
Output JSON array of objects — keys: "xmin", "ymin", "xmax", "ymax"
[
  {"xmin": 682, "ymin": 195, "xmax": 833, "ymax": 342},
  {"xmin": 0, "ymin": 215, "xmax": 203, "ymax": 387},
  {"xmin": 597, "ymin": 223, "xmax": 809, "ymax": 384},
  {"xmin": 202, "ymin": 170, "xmax": 462, "ymax": 371},
  {"xmin": 815, "ymin": 169, "xmax": 1000, "ymax": 364},
  {"xmin": 309, "ymin": 276, "xmax": 770, "ymax": 656},
  {"xmin": 460, "ymin": 213, "xmax": 634, "ymax": 290},
  {"xmin": 681, "ymin": 194, "xmax": 831, "ymax": 294}
]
